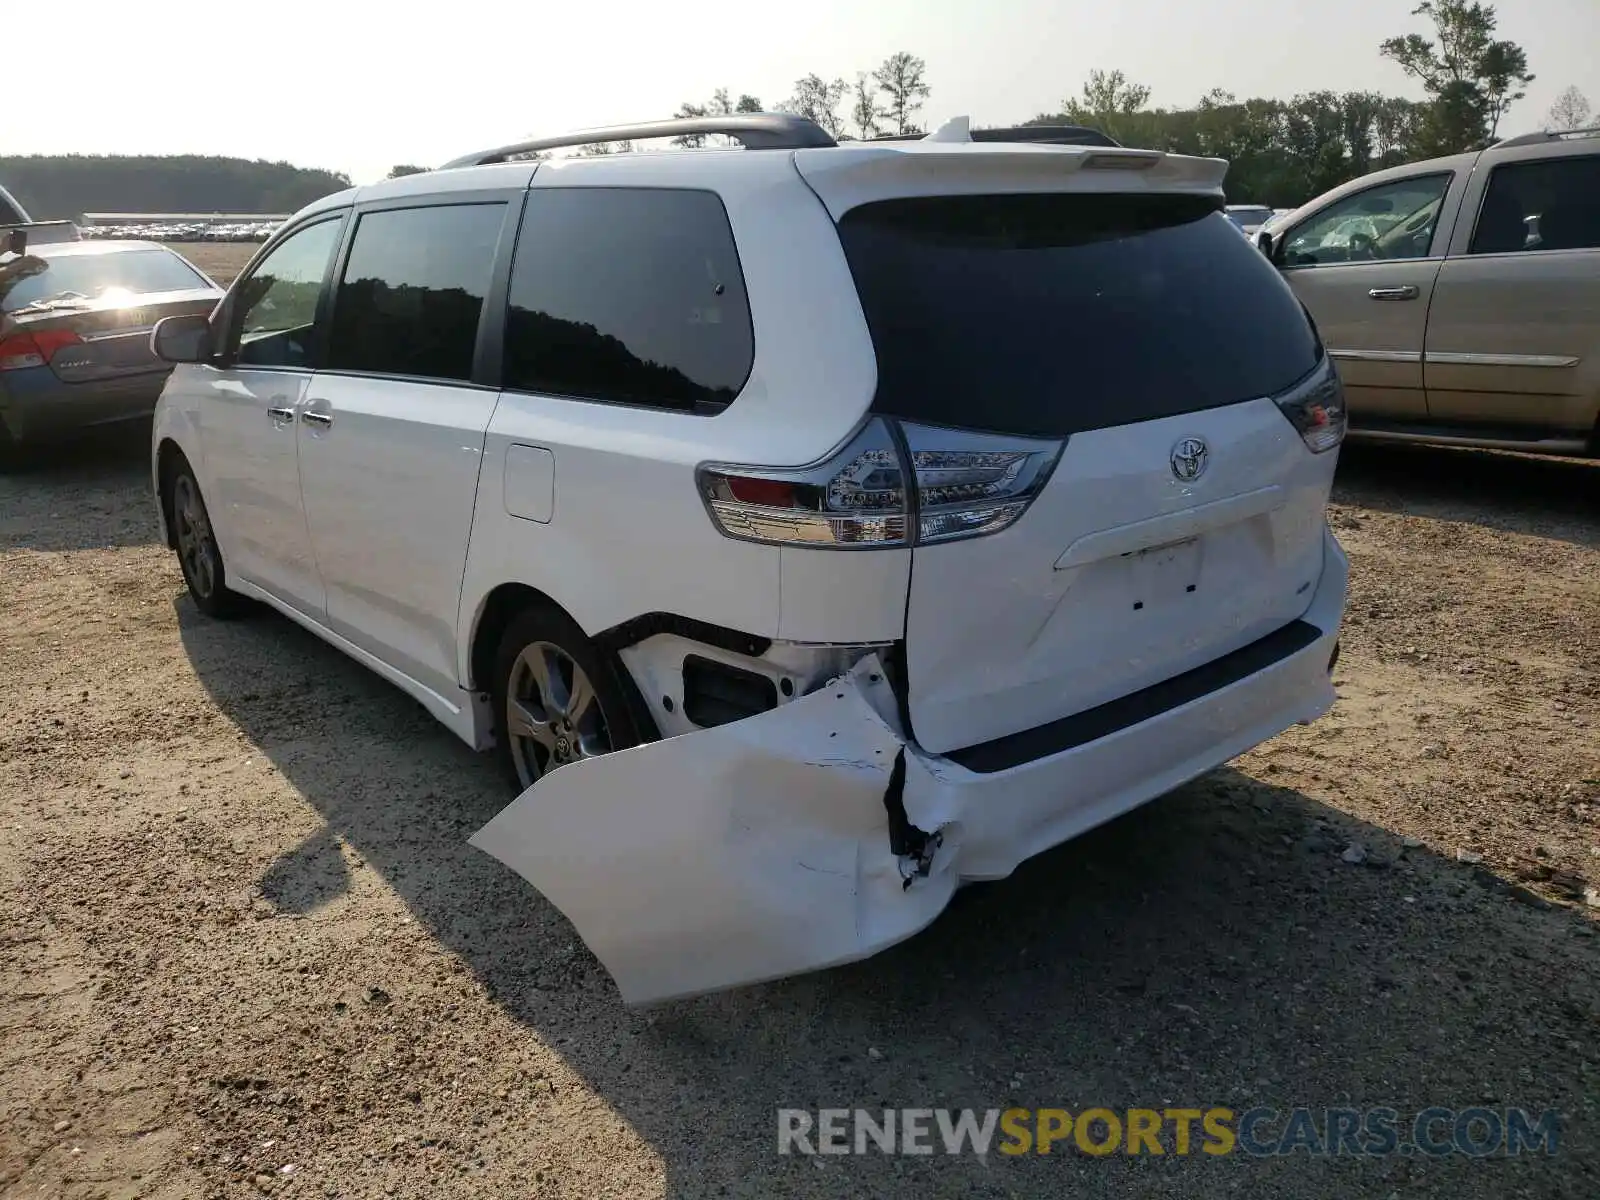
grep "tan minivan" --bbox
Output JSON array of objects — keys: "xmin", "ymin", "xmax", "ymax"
[{"xmin": 1258, "ymin": 127, "xmax": 1600, "ymax": 457}]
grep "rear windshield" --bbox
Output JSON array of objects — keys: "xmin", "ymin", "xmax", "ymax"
[
  {"xmin": 3, "ymin": 248, "xmax": 207, "ymax": 312},
  {"xmin": 836, "ymin": 193, "xmax": 1321, "ymax": 438}
]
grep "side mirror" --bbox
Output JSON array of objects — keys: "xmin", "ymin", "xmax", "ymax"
[
  {"xmin": 151, "ymin": 313, "xmax": 214, "ymax": 364},
  {"xmin": 1256, "ymin": 229, "xmax": 1275, "ymax": 258}
]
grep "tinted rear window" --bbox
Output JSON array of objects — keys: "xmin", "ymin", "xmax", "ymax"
[
  {"xmin": 3, "ymin": 248, "xmax": 208, "ymax": 312},
  {"xmin": 836, "ymin": 194, "xmax": 1321, "ymax": 438}
]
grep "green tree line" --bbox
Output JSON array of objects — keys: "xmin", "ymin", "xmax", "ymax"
[
  {"xmin": 1028, "ymin": 1, "xmax": 1552, "ymax": 205},
  {"xmin": 680, "ymin": 3, "xmax": 1573, "ymax": 208},
  {"xmin": 0, "ymin": 154, "xmax": 352, "ymax": 220}
]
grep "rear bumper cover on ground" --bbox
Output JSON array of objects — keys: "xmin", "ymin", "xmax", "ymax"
[{"xmin": 470, "ymin": 528, "xmax": 1348, "ymax": 1006}]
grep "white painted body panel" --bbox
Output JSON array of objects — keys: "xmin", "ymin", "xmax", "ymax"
[
  {"xmin": 192, "ymin": 364, "xmax": 324, "ymax": 617},
  {"xmin": 454, "ymin": 150, "xmax": 905, "ymax": 678},
  {"xmin": 297, "ymin": 374, "xmax": 499, "ymax": 704},
  {"xmin": 471, "ymin": 528, "xmax": 1346, "ymax": 1006},
  {"xmin": 903, "ymin": 398, "xmax": 1336, "ymax": 754}
]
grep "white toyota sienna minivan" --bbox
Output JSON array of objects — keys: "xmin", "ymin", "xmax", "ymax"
[{"xmin": 150, "ymin": 114, "xmax": 1349, "ymax": 1005}]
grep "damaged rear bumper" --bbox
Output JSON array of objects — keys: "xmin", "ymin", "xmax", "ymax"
[{"xmin": 470, "ymin": 531, "xmax": 1348, "ymax": 1006}]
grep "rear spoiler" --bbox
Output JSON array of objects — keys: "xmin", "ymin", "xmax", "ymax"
[
  {"xmin": 794, "ymin": 139, "xmax": 1229, "ymax": 220},
  {"xmin": 1, "ymin": 220, "xmax": 82, "ymax": 249},
  {"xmin": 869, "ymin": 124, "xmax": 1121, "ymax": 149}
]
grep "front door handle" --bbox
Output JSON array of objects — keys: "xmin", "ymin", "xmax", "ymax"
[
  {"xmin": 267, "ymin": 406, "xmax": 296, "ymax": 422},
  {"xmin": 1368, "ymin": 286, "xmax": 1420, "ymax": 301},
  {"xmin": 300, "ymin": 410, "xmax": 333, "ymax": 428}
]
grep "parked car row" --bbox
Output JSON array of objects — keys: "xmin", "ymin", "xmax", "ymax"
[{"xmin": 80, "ymin": 220, "xmax": 282, "ymax": 243}]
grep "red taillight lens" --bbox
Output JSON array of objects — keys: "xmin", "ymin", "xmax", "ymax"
[
  {"xmin": 0, "ymin": 329, "xmax": 83, "ymax": 371},
  {"xmin": 699, "ymin": 418, "xmax": 1064, "ymax": 549},
  {"xmin": 701, "ymin": 421, "xmax": 909, "ymax": 547},
  {"xmin": 725, "ymin": 477, "xmax": 797, "ymax": 508}
]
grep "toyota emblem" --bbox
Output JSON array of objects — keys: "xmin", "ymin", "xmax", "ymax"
[{"xmin": 1170, "ymin": 437, "xmax": 1208, "ymax": 482}]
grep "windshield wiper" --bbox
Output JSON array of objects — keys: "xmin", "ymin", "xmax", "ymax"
[{"xmin": 8, "ymin": 290, "xmax": 92, "ymax": 315}]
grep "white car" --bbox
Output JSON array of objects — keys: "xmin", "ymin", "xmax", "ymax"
[
  {"xmin": 1226, "ymin": 204, "xmax": 1277, "ymax": 238},
  {"xmin": 149, "ymin": 113, "xmax": 1349, "ymax": 1005}
]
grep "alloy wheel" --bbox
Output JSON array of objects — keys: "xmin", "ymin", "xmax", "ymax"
[
  {"xmin": 172, "ymin": 474, "xmax": 217, "ymax": 601},
  {"xmin": 505, "ymin": 640, "xmax": 613, "ymax": 788}
]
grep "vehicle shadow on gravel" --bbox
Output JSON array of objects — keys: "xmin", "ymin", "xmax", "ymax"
[
  {"xmin": 1334, "ymin": 442, "xmax": 1599, "ymax": 549},
  {"xmin": 0, "ymin": 422, "xmax": 161, "ymax": 552},
  {"xmin": 179, "ymin": 600, "xmax": 1599, "ymax": 1199}
]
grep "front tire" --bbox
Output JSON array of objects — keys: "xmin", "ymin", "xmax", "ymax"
[
  {"xmin": 491, "ymin": 602, "xmax": 640, "ymax": 792},
  {"xmin": 167, "ymin": 461, "xmax": 245, "ymax": 618},
  {"xmin": 0, "ymin": 421, "xmax": 20, "ymax": 473}
]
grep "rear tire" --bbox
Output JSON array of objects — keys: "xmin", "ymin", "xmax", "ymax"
[
  {"xmin": 166, "ymin": 460, "xmax": 245, "ymax": 618},
  {"xmin": 491, "ymin": 601, "xmax": 640, "ymax": 793},
  {"xmin": 0, "ymin": 422, "xmax": 20, "ymax": 473}
]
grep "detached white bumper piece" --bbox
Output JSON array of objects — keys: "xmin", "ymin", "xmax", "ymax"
[{"xmin": 471, "ymin": 530, "xmax": 1347, "ymax": 1006}]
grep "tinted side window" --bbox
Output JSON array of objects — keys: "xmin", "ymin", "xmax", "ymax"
[
  {"xmin": 503, "ymin": 188, "xmax": 753, "ymax": 412},
  {"xmin": 326, "ymin": 203, "xmax": 505, "ymax": 382},
  {"xmin": 233, "ymin": 217, "xmax": 343, "ymax": 369},
  {"xmin": 1470, "ymin": 155, "xmax": 1600, "ymax": 254}
]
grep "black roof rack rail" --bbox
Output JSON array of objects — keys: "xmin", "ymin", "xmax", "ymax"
[
  {"xmin": 867, "ymin": 124, "xmax": 1121, "ymax": 148},
  {"xmin": 440, "ymin": 113, "xmax": 837, "ymax": 169}
]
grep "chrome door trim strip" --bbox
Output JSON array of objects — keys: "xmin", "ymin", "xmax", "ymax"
[
  {"xmin": 1328, "ymin": 348, "xmax": 1422, "ymax": 364},
  {"xmin": 1422, "ymin": 351, "xmax": 1581, "ymax": 368}
]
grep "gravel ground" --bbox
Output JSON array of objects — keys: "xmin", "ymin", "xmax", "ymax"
[{"xmin": 2, "ymin": 359, "xmax": 1598, "ymax": 1195}]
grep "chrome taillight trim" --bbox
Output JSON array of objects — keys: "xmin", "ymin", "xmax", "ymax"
[{"xmin": 697, "ymin": 416, "xmax": 1066, "ymax": 550}]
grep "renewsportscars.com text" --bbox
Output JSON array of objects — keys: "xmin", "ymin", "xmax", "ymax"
[{"xmin": 777, "ymin": 1106, "xmax": 1561, "ymax": 1158}]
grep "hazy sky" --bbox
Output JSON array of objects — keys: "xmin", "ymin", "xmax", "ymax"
[{"xmin": 11, "ymin": 0, "xmax": 1596, "ymax": 185}]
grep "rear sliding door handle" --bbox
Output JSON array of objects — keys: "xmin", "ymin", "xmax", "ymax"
[
  {"xmin": 1368, "ymin": 286, "xmax": 1420, "ymax": 301},
  {"xmin": 300, "ymin": 410, "xmax": 333, "ymax": 428}
]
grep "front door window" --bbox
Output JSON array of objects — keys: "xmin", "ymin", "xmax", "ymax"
[
  {"xmin": 230, "ymin": 218, "xmax": 343, "ymax": 368},
  {"xmin": 1282, "ymin": 175, "xmax": 1453, "ymax": 267}
]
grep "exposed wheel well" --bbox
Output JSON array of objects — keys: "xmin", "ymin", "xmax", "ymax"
[
  {"xmin": 468, "ymin": 584, "xmax": 662, "ymax": 742},
  {"xmin": 155, "ymin": 439, "xmax": 189, "ymax": 549},
  {"xmin": 468, "ymin": 583, "xmax": 566, "ymax": 694}
]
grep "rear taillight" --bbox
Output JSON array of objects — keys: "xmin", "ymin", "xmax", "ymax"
[
  {"xmin": 698, "ymin": 417, "xmax": 1064, "ymax": 549},
  {"xmin": 0, "ymin": 329, "xmax": 82, "ymax": 372},
  {"xmin": 1274, "ymin": 358, "xmax": 1346, "ymax": 454}
]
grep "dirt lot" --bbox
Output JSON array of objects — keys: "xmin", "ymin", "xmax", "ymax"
[
  {"xmin": 174, "ymin": 244, "xmax": 258, "ymax": 288},
  {"xmin": 2, "ymin": 359, "xmax": 1598, "ymax": 1194}
]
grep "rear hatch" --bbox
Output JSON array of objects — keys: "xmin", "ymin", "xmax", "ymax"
[{"xmin": 800, "ymin": 147, "xmax": 1337, "ymax": 756}]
